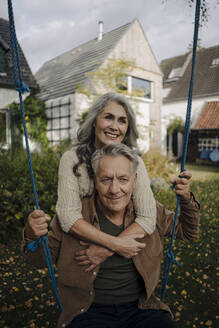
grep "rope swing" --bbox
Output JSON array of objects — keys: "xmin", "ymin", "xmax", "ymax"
[
  {"xmin": 7, "ymin": 0, "xmax": 62, "ymax": 313},
  {"xmin": 7, "ymin": 0, "xmax": 200, "ymax": 311},
  {"xmin": 161, "ymin": 0, "xmax": 201, "ymax": 300}
]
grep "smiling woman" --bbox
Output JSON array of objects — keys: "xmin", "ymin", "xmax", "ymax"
[
  {"xmin": 54, "ymin": 92, "xmax": 157, "ymax": 247},
  {"xmin": 94, "ymin": 101, "xmax": 128, "ymax": 148}
]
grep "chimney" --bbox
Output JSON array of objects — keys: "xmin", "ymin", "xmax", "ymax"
[{"xmin": 98, "ymin": 21, "xmax": 103, "ymax": 41}]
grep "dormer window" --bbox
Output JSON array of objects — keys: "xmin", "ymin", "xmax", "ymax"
[
  {"xmin": 168, "ymin": 67, "xmax": 181, "ymax": 79},
  {"xmin": 162, "ymin": 88, "xmax": 171, "ymax": 98},
  {"xmin": 211, "ymin": 58, "xmax": 219, "ymax": 66}
]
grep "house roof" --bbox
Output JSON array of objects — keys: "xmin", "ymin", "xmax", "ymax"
[
  {"xmin": 0, "ymin": 18, "xmax": 37, "ymax": 90},
  {"xmin": 192, "ymin": 101, "xmax": 219, "ymax": 130},
  {"xmin": 35, "ymin": 21, "xmax": 133, "ymax": 101},
  {"xmin": 161, "ymin": 45, "xmax": 219, "ymax": 103}
]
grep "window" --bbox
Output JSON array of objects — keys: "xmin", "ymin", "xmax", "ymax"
[
  {"xmin": 168, "ymin": 67, "xmax": 181, "ymax": 79},
  {"xmin": 162, "ymin": 88, "xmax": 171, "ymax": 98},
  {"xmin": 46, "ymin": 99, "xmax": 71, "ymax": 145},
  {"xmin": 211, "ymin": 58, "xmax": 219, "ymax": 66},
  {"xmin": 198, "ymin": 137, "xmax": 219, "ymax": 151},
  {"xmin": 131, "ymin": 77, "xmax": 151, "ymax": 99},
  {"xmin": 0, "ymin": 111, "xmax": 6, "ymax": 144},
  {"xmin": 117, "ymin": 75, "xmax": 152, "ymax": 99}
]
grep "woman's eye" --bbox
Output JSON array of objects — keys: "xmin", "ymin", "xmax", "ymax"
[
  {"xmin": 105, "ymin": 115, "xmax": 113, "ymax": 120},
  {"xmin": 119, "ymin": 118, "xmax": 127, "ymax": 124}
]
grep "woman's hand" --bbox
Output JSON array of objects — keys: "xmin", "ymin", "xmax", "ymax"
[
  {"xmin": 25, "ymin": 210, "xmax": 51, "ymax": 239},
  {"xmin": 113, "ymin": 233, "xmax": 146, "ymax": 258},
  {"xmin": 74, "ymin": 242, "xmax": 113, "ymax": 272}
]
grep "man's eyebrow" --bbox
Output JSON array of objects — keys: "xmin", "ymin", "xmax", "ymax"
[{"xmin": 119, "ymin": 174, "xmax": 129, "ymax": 178}]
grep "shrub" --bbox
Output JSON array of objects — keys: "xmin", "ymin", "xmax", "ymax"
[
  {"xmin": 142, "ymin": 148, "xmax": 177, "ymax": 181},
  {"xmin": 0, "ymin": 150, "xmax": 59, "ymax": 244}
]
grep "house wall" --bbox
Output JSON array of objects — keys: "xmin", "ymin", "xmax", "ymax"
[
  {"xmin": 0, "ymin": 87, "xmax": 29, "ymax": 149},
  {"xmin": 128, "ymin": 97, "xmax": 150, "ymax": 153},
  {"xmin": 0, "ymin": 87, "xmax": 20, "ymax": 109},
  {"xmin": 108, "ymin": 19, "xmax": 163, "ymax": 151},
  {"xmin": 162, "ymin": 94, "xmax": 219, "ymax": 156}
]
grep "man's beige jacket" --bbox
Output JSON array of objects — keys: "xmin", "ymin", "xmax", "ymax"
[{"xmin": 23, "ymin": 195, "xmax": 200, "ymax": 328}]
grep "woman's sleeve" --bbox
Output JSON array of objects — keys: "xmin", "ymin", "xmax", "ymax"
[
  {"xmin": 133, "ymin": 156, "xmax": 156, "ymax": 235},
  {"xmin": 56, "ymin": 150, "xmax": 84, "ymax": 233}
]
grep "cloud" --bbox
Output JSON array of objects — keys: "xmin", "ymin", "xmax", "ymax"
[{"xmin": 1, "ymin": 0, "xmax": 218, "ymax": 73}]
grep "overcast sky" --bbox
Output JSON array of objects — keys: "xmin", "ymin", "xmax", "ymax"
[{"xmin": 1, "ymin": 0, "xmax": 219, "ymax": 74}]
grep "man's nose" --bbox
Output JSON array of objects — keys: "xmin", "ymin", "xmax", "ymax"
[{"xmin": 109, "ymin": 179, "xmax": 120, "ymax": 193}]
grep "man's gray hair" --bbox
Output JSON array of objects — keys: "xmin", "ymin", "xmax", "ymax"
[{"xmin": 91, "ymin": 143, "xmax": 139, "ymax": 175}]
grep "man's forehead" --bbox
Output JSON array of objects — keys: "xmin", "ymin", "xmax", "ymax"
[{"xmin": 97, "ymin": 155, "xmax": 132, "ymax": 176}]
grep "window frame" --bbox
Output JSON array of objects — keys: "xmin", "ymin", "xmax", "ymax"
[
  {"xmin": 211, "ymin": 58, "xmax": 219, "ymax": 67},
  {"xmin": 198, "ymin": 137, "xmax": 219, "ymax": 151},
  {"xmin": 46, "ymin": 99, "xmax": 71, "ymax": 146},
  {"xmin": 117, "ymin": 75, "xmax": 152, "ymax": 100},
  {"xmin": 168, "ymin": 67, "xmax": 182, "ymax": 79}
]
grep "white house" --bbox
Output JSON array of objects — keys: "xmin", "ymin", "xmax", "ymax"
[
  {"xmin": 35, "ymin": 19, "xmax": 163, "ymax": 153},
  {"xmin": 161, "ymin": 45, "xmax": 219, "ymax": 158},
  {"xmin": 0, "ymin": 18, "xmax": 37, "ymax": 149}
]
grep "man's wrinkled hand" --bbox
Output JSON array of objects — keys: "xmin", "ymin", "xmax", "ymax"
[
  {"xmin": 25, "ymin": 210, "xmax": 51, "ymax": 239},
  {"xmin": 170, "ymin": 171, "xmax": 192, "ymax": 200}
]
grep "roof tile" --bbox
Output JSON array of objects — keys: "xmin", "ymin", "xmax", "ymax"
[
  {"xmin": 0, "ymin": 18, "xmax": 37, "ymax": 90},
  {"xmin": 35, "ymin": 22, "xmax": 132, "ymax": 100},
  {"xmin": 161, "ymin": 45, "xmax": 219, "ymax": 102},
  {"xmin": 193, "ymin": 101, "xmax": 219, "ymax": 130}
]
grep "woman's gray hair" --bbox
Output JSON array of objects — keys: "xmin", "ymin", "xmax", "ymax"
[
  {"xmin": 76, "ymin": 92, "xmax": 139, "ymax": 148},
  {"xmin": 91, "ymin": 143, "xmax": 139, "ymax": 175}
]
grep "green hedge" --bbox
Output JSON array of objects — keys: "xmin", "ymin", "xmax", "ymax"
[
  {"xmin": 0, "ymin": 145, "xmax": 177, "ymax": 244},
  {"xmin": 0, "ymin": 150, "xmax": 59, "ymax": 243}
]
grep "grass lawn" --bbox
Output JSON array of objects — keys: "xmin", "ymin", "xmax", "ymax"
[
  {"xmin": 0, "ymin": 173, "xmax": 218, "ymax": 328},
  {"xmin": 177, "ymin": 163, "xmax": 219, "ymax": 180}
]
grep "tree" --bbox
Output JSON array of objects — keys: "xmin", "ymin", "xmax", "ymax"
[
  {"xmin": 162, "ymin": 0, "xmax": 219, "ymax": 24},
  {"xmin": 76, "ymin": 57, "xmax": 135, "ymax": 97},
  {"xmin": 167, "ymin": 117, "xmax": 184, "ymax": 135}
]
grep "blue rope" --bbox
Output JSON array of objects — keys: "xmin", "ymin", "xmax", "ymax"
[
  {"xmin": 7, "ymin": 0, "xmax": 62, "ymax": 313},
  {"xmin": 161, "ymin": 0, "xmax": 201, "ymax": 301}
]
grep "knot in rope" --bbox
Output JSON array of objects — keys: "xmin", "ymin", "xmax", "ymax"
[{"xmin": 16, "ymin": 81, "xmax": 30, "ymax": 94}]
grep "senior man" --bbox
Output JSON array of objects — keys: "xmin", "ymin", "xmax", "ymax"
[{"xmin": 23, "ymin": 144, "xmax": 200, "ymax": 328}]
